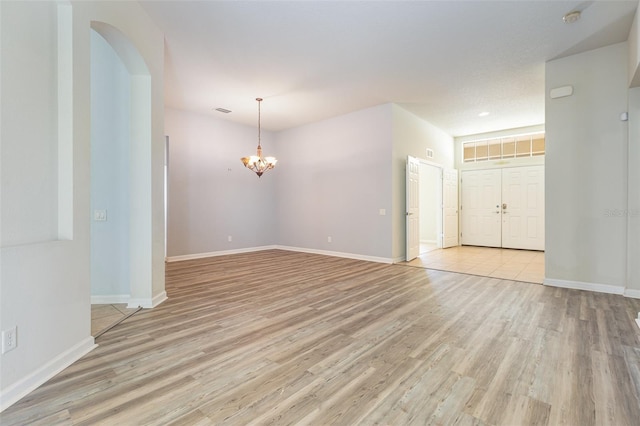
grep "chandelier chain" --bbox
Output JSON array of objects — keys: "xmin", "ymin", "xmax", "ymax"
[{"xmin": 257, "ymin": 97, "xmax": 262, "ymax": 148}]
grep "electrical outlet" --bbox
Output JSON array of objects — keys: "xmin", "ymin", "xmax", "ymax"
[
  {"xmin": 2, "ymin": 326, "xmax": 17, "ymax": 354},
  {"xmin": 327, "ymin": 236, "xmax": 332, "ymax": 243},
  {"xmin": 227, "ymin": 235, "xmax": 232, "ymax": 242}
]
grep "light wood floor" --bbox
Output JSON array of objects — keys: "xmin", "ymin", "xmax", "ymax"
[
  {"xmin": 3, "ymin": 249, "xmax": 640, "ymax": 425},
  {"xmin": 91, "ymin": 304, "xmax": 140, "ymax": 337}
]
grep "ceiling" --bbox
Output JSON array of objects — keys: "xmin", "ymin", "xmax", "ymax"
[{"xmin": 140, "ymin": 1, "xmax": 638, "ymax": 137}]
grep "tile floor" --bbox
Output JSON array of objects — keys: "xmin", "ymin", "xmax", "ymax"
[
  {"xmin": 406, "ymin": 245, "xmax": 545, "ymax": 284},
  {"xmin": 91, "ymin": 303, "xmax": 139, "ymax": 336}
]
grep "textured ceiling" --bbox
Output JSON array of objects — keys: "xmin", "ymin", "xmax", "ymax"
[{"xmin": 140, "ymin": 1, "xmax": 638, "ymax": 136}]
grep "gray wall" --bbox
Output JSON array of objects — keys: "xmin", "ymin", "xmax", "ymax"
[
  {"xmin": 90, "ymin": 30, "xmax": 131, "ymax": 298},
  {"xmin": 165, "ymin": 103, "xmax": 456, "ymax": 263},
  {"xmin": 391, "ymin": 105, "xmax": 455, "ymax": 260},
  {"xmin": 165, "ymin": 104, "xmax": 453, "ymax": 262},
  {"xmin": 1, "ymin": 1, "xmax": 59, "ymax": 246},
  {"xmin": 545, "ymin": 42, "xmax": 630, "ymax": 290},
  {"xmin": 630, "ymin": 9, "xmax": 639, "ymax": 87},
  {"xmin": 1, "ymin": 0, "xmax": 166, "ymax": 409},
  {"xmin": 628, "ymin": 87, "xmax": 640, "ymax": 293},
  {"xmin": 165, "ymin": 108, "xmax": 277, "ymax": 257},
  {"xmin": 275, "ymin": 104, "xmax": 394, "ymax": 260}
]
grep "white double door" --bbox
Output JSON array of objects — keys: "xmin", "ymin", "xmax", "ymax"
[{"xmin": 461, "ymin": 166, "xmax": 544, "ymax": 250}]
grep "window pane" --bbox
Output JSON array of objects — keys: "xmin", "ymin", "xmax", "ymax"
[
  {"xmin": 463, "ymin": 143, "xmax": 475, "ymax": 162},
  {"xmin": 462, "ymin": 133, "xmax": 544, "ymax": 163},
  {"xmin": 502, "ymin": 138, "xmax": 515, "ymax": 157},
  {"xmin": 476, "ymin": 141, "xmax": 488, "ymax": 160},
  {"xmin": 516, "ymin": 136, "xmax": 531, "ymax": 157},
  {"xmin": 488, "ymin": 139, "xmax": 501, "ymax": 159},
  {"xmin": 532, "ymin": 135, "xmax": 545, "ymax": 155}
]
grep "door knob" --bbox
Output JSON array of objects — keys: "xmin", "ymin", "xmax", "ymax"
[{"xmin": 502, "ymin": 203, "xmax": 507, "ymax": 209}]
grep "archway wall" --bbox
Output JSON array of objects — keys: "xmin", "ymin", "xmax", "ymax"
[
  {"xmin": 85, "ymin": 4, "xmax": 166, "ymax": 306},
  {"xmin": 0, "ymin": 0, "xmax": 165, "ymax": 410},
  {"xmin": 90, "ymin": 29, "xmax": 132, "ymax": 301}
]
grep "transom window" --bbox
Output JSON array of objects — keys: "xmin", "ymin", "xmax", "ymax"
[{"xmin": 463, "ymin": 132, "xmax": 545, "ymax": 163}]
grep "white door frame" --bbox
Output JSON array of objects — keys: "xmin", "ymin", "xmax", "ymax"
[
  {"xmin": 442, "ymin": 168, "xmax": 459, "ymax": 248},
  {"xmin": 406, "ymin": 156, "xmax": 420, "ymax": 261},
  {"xmin": 406, "ymin": 157, "xmax": 460, "ymax": 261}
]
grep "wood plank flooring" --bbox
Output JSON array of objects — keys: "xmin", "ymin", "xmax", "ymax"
[
  {"xmin": 91, "ymin": 304, "xmax": 141, "ymax": 338},
  {"xmin": 2, "ymin": 249, "xmax": 640, "ymax": 425}
]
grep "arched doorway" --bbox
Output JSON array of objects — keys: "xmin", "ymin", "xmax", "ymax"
[{"xmin": 89, "ymin": 22, "xmax": 161, "ymax": 329}]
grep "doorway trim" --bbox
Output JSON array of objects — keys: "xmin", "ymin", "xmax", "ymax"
[{"xmin": 405, "ymin": 156, "xmax": 459, "ymax": 262}]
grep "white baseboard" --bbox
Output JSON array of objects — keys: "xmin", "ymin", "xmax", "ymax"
[
  {"xmin": 166, "ymin": 245, "xmax": 394, "ymax": 265},
  {"xmin": 91, "ymin": 294, "xmax": 130, "ymax": 304},
  {"xmin": 624, "ymin": 289, "xmax": 640, "ymax": 299},
  {"xmin": 166, "ymin": 245, "xmax": 277, "ymax": 262},
  {"xmin": 420, "ymin": 239, "xmax": 437, "ymax": 244},
  {"xmin": 0, "ymin": 337, "xmax": 96, "ymax": 412},
  {"xmin": 543, "ymin": 278, "xmax": 625, "ymax": 295},
  {"xmin": 128, "ymin": 291, "xmax": 168, "ymax": 309},
  {"xmin": 274, "ymin": 245, "xmax": 394, "ymax": 264}
]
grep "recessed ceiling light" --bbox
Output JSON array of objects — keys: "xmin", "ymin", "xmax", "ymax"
[
  {"xmin": 478, "ymin": 111, "xmax": 490, "ymax": 117},
  {"xmin": 563, "ymin": 10, "xmax": 581, "ymax": 24},
  {"xmin": 214, "ymin": 107, "xmax": 232, "ymax": 114}
]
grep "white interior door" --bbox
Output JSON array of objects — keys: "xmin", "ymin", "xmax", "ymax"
[
  {"xmin": 461, "ymin": 169, "xmax": 502, "ymax": 247},
  {"xmin": 406, "ymin": 156, "xmax": 420, "ymax": 261},
  {"xmin": 442, "ymin": 168, "xmax": 459, "ymax": 248},
  {"xmin": 501, "ymin": 166, "xmax": 545, "ymax": 250}
]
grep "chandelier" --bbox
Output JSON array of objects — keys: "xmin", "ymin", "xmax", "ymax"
[{"xmin": 241, "ymin": 98, "xmax": 277, "ymax": 177}]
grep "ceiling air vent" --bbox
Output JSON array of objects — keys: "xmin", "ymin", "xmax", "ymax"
[{"xmin": 215, "ymin": 107, "xmax": 232, "ymax": 114}]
